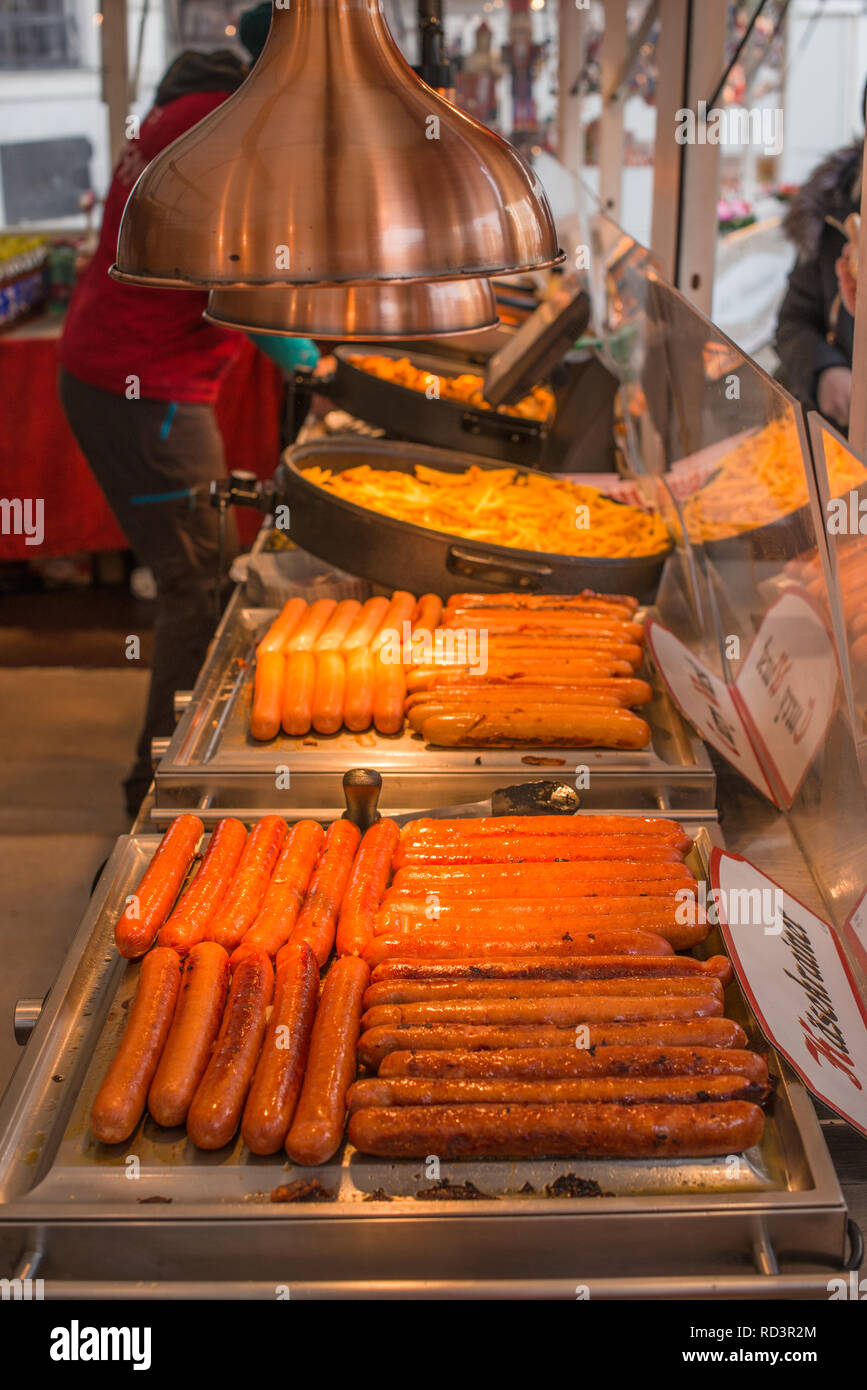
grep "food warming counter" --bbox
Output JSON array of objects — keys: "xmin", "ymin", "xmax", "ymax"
[
  {"xmin": 0, "ymin": 807, "xmax": 860, "ymax": 1299},
  {"xmin": 3, "ymin": 219, "xmax": 865, "ymax": 1304}
]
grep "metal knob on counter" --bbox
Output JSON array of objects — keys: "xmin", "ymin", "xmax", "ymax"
[
  {"xmin": 173, "ymin": 691, "xmax": 193, "ymax": 720},
  {"xmin": 14, "ymin": 997, "xmax": 45, "ymax": 1046},
  {"xmin": 342, "ymin": 769, "xmax": 382, "ymax": 832}
]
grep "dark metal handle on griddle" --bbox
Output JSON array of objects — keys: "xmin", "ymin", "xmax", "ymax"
[
  {"xmin": 209, "ymin": 470, "xmax": 276, "ymax": 624},
  {"xmin": 460, "ymin": 410, "xmax": 542, "ymax": 442},
  {"xmin": 446, "ymin": 545, "xmax": 553, "ymax": 591},
  {"xmin": 342, "ymin": 769, "xmax": 382, "ymax": 831}
]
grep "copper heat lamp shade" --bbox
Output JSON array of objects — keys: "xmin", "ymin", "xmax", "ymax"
[
  {"xmin": 205, "ymin": 277, "xmax": 500, "ymax": 339},
  {"xmin": 113, "ymin": 0, "xmax": 562, "ymax": 290}
]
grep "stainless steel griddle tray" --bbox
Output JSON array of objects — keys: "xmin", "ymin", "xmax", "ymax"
[
  {"xmin": 0, "ymin": 820, "xmax": 851, "ymax": 1297},
  {"xmin": 154, "ymin": 594, "xmax": 717, "ymax": 819}
]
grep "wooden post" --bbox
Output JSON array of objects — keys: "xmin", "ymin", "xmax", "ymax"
[
  {"xmin": 598, "ymin": 0, "xmax": 628, "ymax": 222},
  {"xmin": 100, "ymin": 0, "xmax": 130, "ymax": 169}
]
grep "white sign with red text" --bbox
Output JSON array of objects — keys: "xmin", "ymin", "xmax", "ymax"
[
  {"xmin": 645, "ymin": 620, "xmax": 774, "ymax": 800},
  {"xmin": 712, "ymin": 848, "xmax": 867, "ymax": 1137},
  {"xmin": 735, "ymin": 590, "xmax": 838, "ymax": 806}
]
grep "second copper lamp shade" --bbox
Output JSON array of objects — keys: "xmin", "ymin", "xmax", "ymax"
[{"xmin": 205, "ymin": 276, "xmax": 499, "ymax": 338}]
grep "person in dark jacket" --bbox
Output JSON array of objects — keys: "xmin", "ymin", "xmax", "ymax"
[{"xmin": 776, "ymin": 138, "xmax": 862, "ymax": 428}]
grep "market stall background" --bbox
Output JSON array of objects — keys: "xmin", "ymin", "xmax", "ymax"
[{"xmin": 0, "ymin": 328, "xmax": 284, "ymax": 559}]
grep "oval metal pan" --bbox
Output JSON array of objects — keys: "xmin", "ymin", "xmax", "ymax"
[
  {"xmin": 279, "ymin": 437, "xmax": 670, "ymax": 600},
  {"xmin": 323, "ymin": 345, "xmax": 545, "ymax": 467}
]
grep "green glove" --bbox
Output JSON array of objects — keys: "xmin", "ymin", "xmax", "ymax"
[{"xmin": 248, "ymin": 332, "xmax": 320, "ymax": 372}]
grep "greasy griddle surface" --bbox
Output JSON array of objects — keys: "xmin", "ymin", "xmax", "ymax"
[{"xmin": 22, "ymin": 832, "xmax": 793, "ymax": 1212}]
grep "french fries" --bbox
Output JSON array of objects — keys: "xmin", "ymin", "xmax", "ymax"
[{"xmin": 301, "ymin": 463, "xmax": 670, "ymax": 559}]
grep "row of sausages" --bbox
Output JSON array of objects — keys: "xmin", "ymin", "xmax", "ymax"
[
  {"xmin": 344, "ymin": 812, "xmax": 767, "ymax": 1159},
  {"xmin": 373, "ymin": 813, "xmax": 708, "ymax": 952},
  {"xmin": 403, "ymin": 590, "xmax": 653, "ymax": 749},
  {"xmin": 95, "ymin": 811, "xmax": 395, "ymax": 1154},
  {"xmin": 250, "ymin": 590, "xmax": 443, "ymax": 740},
  {"xmin": 91, "ymin": 940, "xmax": 369, "ymax": 1161},
  {"xmin": 347, "ymin": 952, "xmax": 769, "ymax": 1160},
  {"xmin": 91, "ymin": 937, "xmax": 767, "ymax": 1161},
  {"xmin": 96, "ymin": 809, "xmax": 765, "ymax": 1162},
  {"xmin": 113, "ymin": 812, "xmax": 382, "ymax": 964}
]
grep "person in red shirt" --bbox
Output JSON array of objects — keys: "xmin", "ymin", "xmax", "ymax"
[{"xmin": 59, "ymin": 23, "xmax": 269, "ymax": 816}]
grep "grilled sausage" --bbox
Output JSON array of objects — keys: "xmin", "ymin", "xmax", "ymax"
[
  {"xmin": 115, "ymin": 815, "xmax": 203, "ymax": 959},
  {"xmin": 399, "ymin": 815, "xmax": 691, "ymax": 850},
  {"xmin": 284, "ymin": 955, "xmax": 369, "ymax": 1165},
  {"xmin": 440, "ymin": 610, "xmax": 644, "ymax": 640},
  {"xmin": 357, "ymin": 1017, "xmax": 747, "ymax": 1067},
  {"xmin": 91, "ymin": 948, "xmax": 181, "ymax": 1143},
  {"xmin": 206, "ymin": 815, "xmax": 287, "ymax": 952},
  {"xmin": 158, "ymin": 818, "xmax": 247, "ymax": 953},
  {"xmin": 406, "ymin": 659, "xmax": 632, "ymax": 691},
  {"xmin": 348, "ymin": 1101, "xmax": 765, "ymax": 1159},
  {"xmin": 379, "ymin": 1044, "xmax": 768, "ymax": 1082},
  {"xmin": 407, "ymin": 693, "xmax": 624, "ymax": 731},
  {"xmin": 336, "ymin": 818, "xmax": 400, "ymax": 958},
  {"xmin": 241, "ymin": 941, "xmax": 319, "ymax": 1155},
  {"xmin": 363, "ymin": 929, "xmax": 674, "ymax": 967},
  {"xmin": 232, "ymin": 819, "xmax": 324, "ymax": 962},
  {"xmin": 369, "ymin": 954, "xmax": 733, "ymax": 985},
  {"xmin": 186, "ymin": 949, "xmax": 273, "ymax": 1149},
  {"xmin": 362, "ymin": 976, "xmax": 724, "ymax": 1007},
  {"xmin": 286, "ymin": 819, "xmax": 361, "ymax": 966},
  {"xmin": 392, "ymin": 839, "xmax": 683, "ymax": 868},
  {"xmin": 410, "ymin": 593, "xmax": 443, "ymax": 636},
  {"xmin": 362, "ymin": 992, "xmax": 723, "ymax": 1030},
  {"xmin": 444, "ymin": 591, "xmax": 639, "ymax": 616},
  {"xmin": 376, "ymin": 900, "xmax": 687, "ymax": 936},
  {"xmin": 389, "ymin": 860, "xmax": 693, "ymax": 887},
  {"xmin": 375, "ymin": 908, "xmax": 707, "ymax": 952},
  {"xmin": 147, "ymin": 942, "xmax": 230, "ymax": 1127},
  {"xmin": 346, "ymin": 1074, "xmax": 769, "ymax": 1111},
  {"xmin": 407, "ymin": 679, "xmax": 654, "ymax": 711}
]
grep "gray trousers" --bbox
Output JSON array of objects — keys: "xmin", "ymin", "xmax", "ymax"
[{"xmin": 59, "ymin": 369, "xmax": 238, "ymax": 805}]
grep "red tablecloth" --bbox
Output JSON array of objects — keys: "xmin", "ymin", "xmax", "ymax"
[{"xmin": 0, "ymin": 328, "xmax": 285, "ymax": 560}]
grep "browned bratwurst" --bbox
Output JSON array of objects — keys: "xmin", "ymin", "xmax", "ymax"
[
  {"xmin": 358, "ymin": 1018, "xmax": 748, "ymax": 1067},
  {"xmin": 362, "ymin": 977, "xmax": 724, "ymax": 1007},
  {"xmin": 91, "ymin": 947, "xmax": 182, "ymax": 1144},
  {"xmin": 348, "ymin": 1100, "xmax": 765, "ymax": 1159},
  {"xmin": 378, "ymin": 1045, "xmax": 769, "ymax": 1083},
  {"xmin": 186, "ymin": 949, "xmax": 273, "ymax": 1150},
  {"xmin": 369, "ymin": 954, "xmax": 733, "ymax": 985},
  {"xmin": 364, "ymin": 930, "xmax": 674, "ymax": 967},
  {"xmin": 284, "ymin": 955, "xmax": 369, "ymax": 1166},
  {"xmin": 241, "ymin": 941, "xmax": 319, "ymax": 1155},
  {"xmin": 361, "ymin": 994, "xmax": 723, "ymax": 1031},
  {"xmin": 346, "ymin": 1074, "xmax": 769, "ymax": 1110},
  {"xmin": 148, "ymin": 941, "xmax": 230, "ymax": 1128}
]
